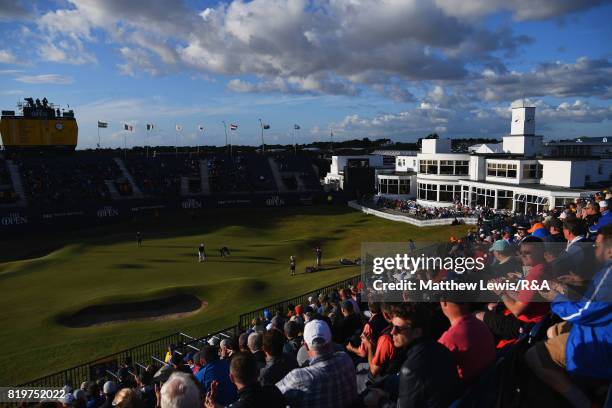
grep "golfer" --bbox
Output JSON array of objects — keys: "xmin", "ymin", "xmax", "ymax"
[
  {"xmin": 290, "ymin": 255, "xmax": 296, "ymax": 276},
  {"xmin": 198, "ymin": 243, "xmax": 206, "ymax": 262}
]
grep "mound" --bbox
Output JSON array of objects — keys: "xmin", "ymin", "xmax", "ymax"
[{"xmin": 59, "ymin": 294, "xmax": 205, "ymax": 328}]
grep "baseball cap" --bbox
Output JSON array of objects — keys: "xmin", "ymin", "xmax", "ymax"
[
  {"xmin": 600, "ymin": 200, "xmax": 608, "ymax": 209},
  {"xmin": 103, "ymin": 381, "xmax": 117, "ymax": 395},
  {"xmin": 489, "ymin": 239, "xmax": 510, "ymax": 252},
  {"xmin": 531, "ymin": 228, "xmax": 550, "ymax": 238},
  {"xmin": 303, "ymin": 319, "xmax": 332, "ymax": 347}
]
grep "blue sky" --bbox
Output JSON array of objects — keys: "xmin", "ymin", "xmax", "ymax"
[{"xmin": 0, "ymin": 0, "xmax": 611, "ymax": 149}]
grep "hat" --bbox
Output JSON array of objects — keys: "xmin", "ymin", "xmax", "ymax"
[
  {"xmin": 308, "ymin": 296, "xmax": 313, "ymax": 303},
  {"xmin": 73, "ymin": 389, "xmax": 86, "ymax": 402},
  {"xmin": 263, "ymin": 309, "xmax": 271, "ymax": 320},
  {"xmin": 489, "ymin": 239, "xmax": 510, "ymax": 252},
  {"xmin": 600, "ymin": 200, "xmax": 608, "ymax": 209},
  {"xmin": 294, "ymin": 305, "xmax": 303, "ymax": 315},
  {"xmin": 303, "ymin": 319, "xmax": 332, "ymax": 347},
  {"xmin": 208, "ymin": 336, "xmax": 220, "ymax": 347},
  {"xmin": 528, "ymin": 223, "xmax": 545, "ymax": 233},
  {"xmin": 103, "ymin": 381, "xmax": 117, "ymax": 395}
]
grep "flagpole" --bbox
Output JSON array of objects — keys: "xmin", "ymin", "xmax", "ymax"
[
  {"xmin": 259, "ymin": 119, "xmax": 265, "ymax": 154},
  {"xmin": 175, "ymin": 130, "xmax": 178, "ymax": 157},
  {"xmin": 123, "ymin": 131, "xmax": 127, "ymax": 159},
  {"xmin": 97, "ymin": 125, "xmax": 100, "ymax": 150},
  {"xmin": 222, "ymin": 121, "xmax": 228, "ymax": 155},
  {"xmin": 292, "ymin": 128, "xmax": 295, "ymax": 155}
]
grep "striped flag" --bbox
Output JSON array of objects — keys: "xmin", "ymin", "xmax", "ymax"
[
  {"xmin": 198, "ymin": 125, "xmax": 205, "ymax": 132},
  {"xmin": 97, "ymin": 121, "xmax": 108, "ymax": 128},
  {"xmin": 146, "ymin": 123, "xmax": 154, "ymax": 131},
  {"xmin": 294, "ymin": 124, "xmax": 300, "ymax": 130},
  {"xmin": 123, "ymin": 124, "xmax": 134, "ymax": 132},
  {"xmin": 230, "ymin": 123, "xmax": 238, "ymax": 131},
  {"xmin": 176, "ymin": 124, "xmax": 183, "ymax": 132}
]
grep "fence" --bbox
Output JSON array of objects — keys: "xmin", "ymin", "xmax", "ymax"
[
  {"xmin": 238, "ymin": 274, "xmax": 360, "ymax": 330},
  {"xmin": 18, "ymin": 275, "xmax": 360, "ymax": 388},
  {"xmin": 348, "ymin": 200, "xmax": 479, "ymax": 227}
]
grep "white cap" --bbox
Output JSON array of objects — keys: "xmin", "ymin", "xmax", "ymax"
[
  {"xmin": 303, "ymin": 319, "xmax": 332, "ymax": 347},
  {"xmin": 59, "ymin": 393, "xmax": 74, "ymax": 406},
  {"xmin": 103, "ymin": 381, "xmax": 117, "ymax": 394},
  {"xmin": 600, "ymin": 200, "xmax": 608, "ymax": 209}
]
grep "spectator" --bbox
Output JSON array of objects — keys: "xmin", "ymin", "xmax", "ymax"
[
  {"xmin": 525, "ymin": 224, "xmax": 612, "ymax": 408},
  {"xmin": 160, "ymin": 372, "xmax": 200, "ymax": 408},
  {"xmin": 282, "ymin": 321, "xmax": 302, "ymax": 357},
  {"xmin": 112, "ymin": 388, "xmax": 142, "ymax": 408},
  {"xmin": 438, "ymin": 297, "xmax": 496, "ymax": 383},
  {"xmin": 99, "ymin": 381, "xmax": 117, "ymax": 408},
  {"xmin": 219, "ymin": 339, "xmax": 234, "ymax": 360},
  {"xmin": 86, "ymin": 383, "xmax": 104, "ymax": 408},
  {"xmin": 367, "ymin": 303, "xmax": 460, "ymax": 408},
  {"xmin": 259, "ymin": 328, "xmax": 297, "ymax": 386},
  {"xmin": 205, "ymin": 352, "xmax": 286, "ymax": 408},
  {"xmin": 238, "ymin": 333, "xmax": 249, "ymax": 353},
  {"xmin": 247, "ymin": 332, "xmax": 266, "ymax": 370},
  {"xmin": 477, "ymin": 236, "xmax": 550, "ymax": 344},
  {"xmin": 545, "ymin": 218, "xmax": 566, "ymax": 243},
  {"xmin": 195, "ymin": 345, "xmax": 238, "ymax": 406},
  {"xmin": 276, "ymin": 319, "xmax": 357, "ymax": 408},
  {"xmin": 488, "ymin": 239, "xmax": 521, "ymax": 277},
  {"xmin": 135, "ymin": 371, "xmax": 156, "ymax": 408},
  {"xmin": 334, "ymin": 300, "xmax": 363, "ymax": 345}
]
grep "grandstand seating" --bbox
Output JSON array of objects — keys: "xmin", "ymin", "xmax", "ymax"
[
  {"xmin": 0, "ymin": 157, "xmax": 19, "ymax": 204},
  {"xmin": 208, "ymin": 153, "xmax": 278, "ymax": 193},
  {"xmin": 124, "ymin": 156, "xmax": 200, "ymax": 197},
  {"xmin": 17, "ymin": 155, "xmax": 122, "ymax": 206}
]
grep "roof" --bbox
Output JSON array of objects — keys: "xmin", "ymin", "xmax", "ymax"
[
  {"xmin": 371, "ymin": 150, "xmax": 418, "ymax": 156},
  {"xmin": 458, "ymin": 179, "xmax": 596, "ymax": 193},
  {"xmin": 547, "ymin": 136, "xmax": 611, "ymax": 145}
]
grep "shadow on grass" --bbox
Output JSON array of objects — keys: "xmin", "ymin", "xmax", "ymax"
[{"xmin": 113, "ymin": 263, "xmax": 151, "ymax": 269}]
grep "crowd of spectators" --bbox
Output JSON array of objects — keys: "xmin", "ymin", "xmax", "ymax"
[
  {"xmin": 31, "ymin": 192, "xmax": 612, "ymax": 408},
  {"xmin": 126, "ymin": 157, "xmax": 200, "ymax": 197},
  {"xmin": 371, "ymin": 196, "xmax": 502, "ymax": 220},
  {"xmin": 208, "ymin": 154, "xmax": 279, "ymax": 193},
  {"xmin": 0, "ymin": 157, "xmax": 19, "ymax": 204},
  {"xmin": 18, "ymin": 157, "xmax": 121, "ymax": 206}
]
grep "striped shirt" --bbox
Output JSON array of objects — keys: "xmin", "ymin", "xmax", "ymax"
[{"xmin": 276, "ymin": 351, "xmax": 357, "ymax": 408}]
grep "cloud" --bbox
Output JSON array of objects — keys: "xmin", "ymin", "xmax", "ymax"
[
  {"xmin": 14, "ymin": 74, "xmax": 74, "ymax": 84},
  {"xmin": 0, "ymin": 49, "xmax": 18, "ymax": 64},
  {"xmin": 473, "ymin": 57, "xmax": 612, "ymax": 101},
  {"xmin": 331, "ymin": 99, "xmax": 612, "ymax": 140}
]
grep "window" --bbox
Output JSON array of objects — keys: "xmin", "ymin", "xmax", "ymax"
[
  {"xmin": 439, "ymin": 184, "xmax": 461, "ymax": 202},
  {"xmin": 418, "ymin": 183, "xmax": 437, "ymax": 200},
  {"xmin": 455, "ymin": 160, "xmax": 469, "ymax": 175},
  {"xmin": 419, "ymin": 160, "xmax": 439, "ymax": 174},
  {"xmin": 523, "ymin": 163, "xmax": 542, "ymax": 179},
  {"xmin": 399, "ymin": 179, "xmax": 409, "ymax": 194},
  {"xmin": 440, "ymin": 160, "xmax": 454, "ymax": 175},
  {"xmin": 487, "ymin": 162, "xmax": 517, "ymax": 178}
]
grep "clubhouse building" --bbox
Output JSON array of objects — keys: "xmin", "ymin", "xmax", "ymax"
[{"xmin": 326, "ymin": 106, "xmax": 612, "ymax": 213}]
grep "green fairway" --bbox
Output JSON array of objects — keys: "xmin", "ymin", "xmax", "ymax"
[{"xmin": 0, "ymin": 205, "xmax": 469, "ymax": 385}]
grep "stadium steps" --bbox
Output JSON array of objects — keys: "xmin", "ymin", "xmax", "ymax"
[
  {"xmin": 4, "ymin": 160, "xmax": 27, "ymax": 207},
  {"xmin": 114, "ymin": 158, "xmax": 144, "ymax": 198},
  {"xmin": 199, "ymin": 159, "xmax": 211, "ymax": 195},
  {"xmin": 267, "ymin": 157, "xmax": 289, "ymax": 192},
  {"xmin": 104, "ymin": 180, "xmax": 122, "ymax": 200}
]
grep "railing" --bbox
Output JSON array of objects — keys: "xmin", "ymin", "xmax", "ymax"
[
  {"xmin": 18, "ymin": 275, "xmax": 360, "ymax": 387},
  {"xmin": 238, "ymin": 274, "xmax": 360, "ymax": 330},
  {"xmin": 348, "ymin": 201, "xmax": 478, "ymax": 227}
]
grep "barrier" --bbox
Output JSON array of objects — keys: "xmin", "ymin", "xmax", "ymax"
[{"xmin": 348, "ymin": 200, "xmax": 478, "ymax": 227}]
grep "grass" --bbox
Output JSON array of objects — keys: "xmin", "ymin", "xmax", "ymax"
[{"xmin": 0, "ymin": 205, "xmax": 469, "ymax": 385}]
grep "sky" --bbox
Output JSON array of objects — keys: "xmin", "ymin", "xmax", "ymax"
[{"xmin": 0, "ymin": 0, "xmax": 611, "ymax": 149}]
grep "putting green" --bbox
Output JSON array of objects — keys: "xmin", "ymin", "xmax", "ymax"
[{"xmin": 0, "ymin": 205, "xmax": 469, "ymax": 385}]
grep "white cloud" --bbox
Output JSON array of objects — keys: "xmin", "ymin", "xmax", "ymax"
[
  {"xmin": 14, "ymin": 74, "xmax": 74, "ymax": 84},
  {"xmin": 0, "ymin": 49, "xmax": 19, "ymax": 64}
]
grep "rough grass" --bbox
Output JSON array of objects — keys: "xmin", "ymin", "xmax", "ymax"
[{"xmin": 0, "ymin": 205, "xmax": 469, "ymax": 385}]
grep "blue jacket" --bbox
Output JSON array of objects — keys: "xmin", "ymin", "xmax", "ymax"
[
  {"xmin": 551, "ymin": 262, "xmax": 612, "ymax": 379},
  {"xmin": 195, "ymin": 359, "xmax": 238, "ymax": 405},
  {"xmin": 590, "ymin": 211, "xmax": 612, "ymax": 234}
]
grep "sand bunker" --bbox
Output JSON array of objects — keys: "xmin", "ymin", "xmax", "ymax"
[{"xmin": 59, "ymin": 294, "xmax": 205, "ymax": 328}]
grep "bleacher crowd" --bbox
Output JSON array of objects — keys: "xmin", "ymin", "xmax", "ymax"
[
  {"xmin": 33, "ymin": 193, "xmax": 612, "ymax": 408},
  {"xmin": 372, "ymin": 196, "xmax": 503, "ymax": 221}
]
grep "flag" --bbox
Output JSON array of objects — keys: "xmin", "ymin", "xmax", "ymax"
[
  {"xmin": 262, "ymin": 124, "xmax": 270, "ymax": 130},
  {"xmin": 230, "ymin": 123, "xmax": 238, "ymax": 131},
  {"xmin": 146, "ymin": 123, "xmax": 154, "ymax": 131},
  {"xmin": 123, "ymin": 124, "xmax": 133, "ymax": 131},
  {"xmin": 198, "ymin": 125, "xmax": 205, "ymax": 132},
  {"xmin": 176, "ymin": 125, "xmax": 183, "ymax": 132},
  {"xmin": 294, "ymin": 124, "xmax": 300, "ymax": 130},
  {"xmin": 97, "ymin": 121, "xmax": 108, "ymax": 128}
]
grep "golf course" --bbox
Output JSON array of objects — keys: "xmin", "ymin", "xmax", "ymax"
[{"xmin": 0, "ymin": 205, "xmax": 469, "ymax": 385}]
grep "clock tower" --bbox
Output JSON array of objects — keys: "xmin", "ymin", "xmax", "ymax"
[{"xmin": 503, "ymin": 105, "xmax": 542, "ymax": 156}]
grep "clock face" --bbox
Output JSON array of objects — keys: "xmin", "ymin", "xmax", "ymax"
[{"xmin": 55, "ymin": 122, "xmax": 63, "ymax": 130}]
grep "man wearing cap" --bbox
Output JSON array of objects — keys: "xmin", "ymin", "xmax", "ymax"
[
  {"xmin": 98, "ymin": 382, "xmax": 117, "ymax": 408},
  {"xmin": 589, "ymin": 199, "xmax": 612, "ymax": 235},
  {"xmin": 276, "ymin": 319, "xmax": 357, "ymax": 408},
  {"xmin": 488, "ymin": 239, "xmax": 521, "ymax": 278},
  {"xmin": 545, "ymin": 218, "xmax": 566, "ymax": 243}
]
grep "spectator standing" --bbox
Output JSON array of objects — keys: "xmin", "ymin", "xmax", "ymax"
[
  {"xmin": 289, "ymin": 255, "xmax": 296, "ymax": 277},
  {"xmin": 259, "ymin": 328, "xmax": 297, "ymax": 386},
  {"xmin": 198, "ymin": 243, "xmax": 206, "ymax": 262},
  {"xmin": 314, "ymin": 246, "xmax": 322, "ymax": 268}
]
